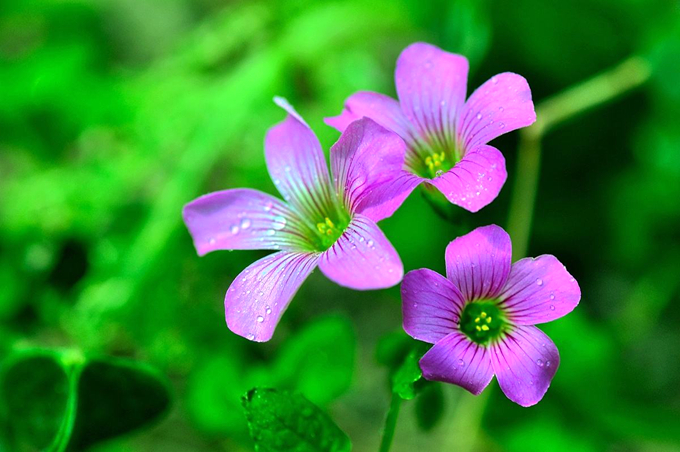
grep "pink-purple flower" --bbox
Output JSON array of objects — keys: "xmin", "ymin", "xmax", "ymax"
[
  {"xmin": 326, "ymin": 42, "xmax": 536, "ymax": 213},
  {"xmin": 401, "ymin": 225, "xmax": 580, "ymax": 406},
  {"xmin": 183, "ymin": 98, "xmax": 407, "ymax": 342}
]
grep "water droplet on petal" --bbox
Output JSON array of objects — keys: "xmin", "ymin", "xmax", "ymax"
[
  {"xmin": 537, "ymin": 359, "xmax": 544, "ymax": 367},
  {"xmin": 209, "ymin": 238, "xmax": 216, "ymax": 245},
  {"xmin": 367, "ymin": 239, "xmax": 374, "ymax": 247},
  {"xmin": 230, "ymin": 225, "xmax": 240, "ymax": 234},
  {"xmin": 435, "ymin": 169, "xmax": 444, "ymax": 177},
  {"xmin": 545, "ymin": 360, "xmax": 551, "ymax": 367},
  {"xmin": 549, "ymin": 292, "xmax": 555, "ymax": 300},
  {"xmin": 240, "ymin": 218, "xmax": 251, "ymax": 229},
  {"xmin": 458, "ymin": 359, "xmax": 465, "ymax": 367},
  {"xmin": 550, "ymin": 305, "xmax": 555, "ymax": 311},
  {"xmin": 272, "ymin": 216, "xmax": 286, "ymax": 230},
  {"xmin": 499, "ymin": 122, "xmax": 505, "ymax": 129},
  {"xmin": 256, "ymin": 316, "xmax": 264, "ymax": 323},
  {"xmin": 246, "ymin": 334, "xmax": 255, "ymax": 340},
  {"xmin": 265, "ymin": 306, "xmax": 272, "ymax": 315},
  {"xmin": 536, "ymin": 278, "xmax": 543, "ymax": 286},
  {"xmin": 266, "ymin": 229, "xmax": 276, "ymax": 236},
  {"xmin": 264, "ymin": 202, "xmax": 273, "ymax": 212},
  {"xmin": 492, "ymin": 76, "xmax": 498, "ymax": 84}
]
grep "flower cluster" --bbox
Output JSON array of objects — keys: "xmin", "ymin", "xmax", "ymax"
[{"xmin": 182, "ymin": 43, "xmax": 580, "ymax": 406}]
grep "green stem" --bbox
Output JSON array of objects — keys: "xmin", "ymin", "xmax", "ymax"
[
  {"xmin": 507, "ymin": 55, "xmax": 651, "ymax": 259},
  {"xmin": 379, "ymin": 394, "xmax": 402, "ymax": 452},
  {"xmin": 450, "ymin": 54, "xmax": 651, "ymax": 452}
]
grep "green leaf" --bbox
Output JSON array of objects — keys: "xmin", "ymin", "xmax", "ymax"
[
  {"xmin": 390, "ymin": 342, "xmax": 430, "ymax": 400},
  {"xmin": 414, "ymin": 383, "xmax": 445, "ymax": 431},
  {"xmin": 242, "ymin": 388, "xmax": 351, "ymax": 452},
  {"xmin": 0, "ymin": 349, "xmax": 171, "ymax": 451}
]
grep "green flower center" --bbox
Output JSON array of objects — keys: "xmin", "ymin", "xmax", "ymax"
[
  {"xmin": 309, "ymin": 210, "xmax": 349, "ymax": 251},
  {"xmin": 459, "ymin": 301, "xmax": 507, "ymax": 345},
  {"xmin": 411, "ymin": 138, "xmax": 462, "ymax": 179}
]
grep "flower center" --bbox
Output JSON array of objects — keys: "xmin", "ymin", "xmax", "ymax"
[
  {"xmin": 411, "ymin": 139, "xmax": 461, "ymax": 179},
  {"xmin": 424, "ymin": 152, "xmax": 450, "ymax": 178},
  {"xmin": 459, "ymin": 301, "xmax": 507, "ymax": 345},
  {"xmin": 311, "ymin": 214, "xmax": 348, "ymax": 251}
]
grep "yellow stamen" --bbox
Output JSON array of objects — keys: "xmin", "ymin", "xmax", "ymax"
[
  {"xmin": 424, "ymin": 152, "xmax": 447, "ymax": 175},
  {"xmin": 475, "ymin": 325, "xmax": 482, "ymax": 331},
  {"xmin": 486, "ymin": 317, "xmax": 492, "ymax": 324},
  {"xmin": 474, "ymin": 317, "xmax": 480, "ymax": 323},
  {"xmin": 480, "ymin": 312, "xmax": 487, "ymax": 318},
  {"xmin": 481, "ymin": 325, "xmax": 489, "ymax": 331}
]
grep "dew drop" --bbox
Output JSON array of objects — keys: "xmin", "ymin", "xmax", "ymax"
[
  {"xmin": 256, "ymin": 316, "xmax": 264, "ymax": 323},
  {"xmin": 549, "ymin": 292, "xmax": 555, "ymax": 300},
  {"xmin": 264, "ymin": 202, "xmax": 273, "ymax": 212},
  {"xmin": 458, "ymin": 359, "xmax": 465, "ymax": 367},
  {"xmin": 550, "ymin": 305, "xmax": 555, "ymax": 311},
  {"xmin": 266, "ymin": 229, "xmax": 276, "ymax": 236},
  {"xmin": 499, "ymin": 122, "xmax": 505, "ymax": 129},
  {"xmin": 266, "ymin": 306, "xmax": 272, "ymax": 315},
  {"xmin": 435, "ymin": 169, "xmax": 444, "ymax": 177},
  {"xmin": 545, "ymin": 360, "xmax": 551, "ymax": 367},
  {"xmin": 272, "ymin": 216, "xmax": 287, "ymax": 230},
  {"xmin": 246, "ymin": 334, "xmax": 255, "ymax": 340},
  {"xmin": 240, "ymin": 218, "xmax": 251, "ymax": 229},
  {"xmin": 230, "ymin": 225, "xmax": 240, "ymax": 234},
  {"xmin": 492, "ymin": 76, "xmax": 498, "ymax": 84},
  {"xmin": 537, "ymin": 359, "xmax": 544, "ymax": 367},
  {"xmin": 476, "ymin": 113, "xmax": 483, "ymax": 120},
  {"xmin": 209, "ymin": 237, "xmax": 216, "ymax": 245},
  {"xmin": 367, "ymin": 239, "xmax": 374, "ymax": 247},
  {"xmin": 359, "ymin": 236, "xmax": 365, "ymax": 243},
  {"xmin": 498, "ymin": 106, "xmax": 504, "ymax": 112},
  {"xmin": 536, "ymin": 278, "xmax": 543, "ymax": 286}
]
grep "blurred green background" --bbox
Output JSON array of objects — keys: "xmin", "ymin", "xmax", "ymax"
[{"xmin": 1, "ymin": 0, "xmax": 679, "ymax": 450}]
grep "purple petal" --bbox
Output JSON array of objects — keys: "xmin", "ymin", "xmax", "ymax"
[
  {"xmin": 182, "ymin": 189, "xmax": 312, "ymax": 255},
  {"xmin": 319, "ymin": 214, "xmax": 402, "ymax": 290},
  {"xmin": 355, "ymin": 170, "xmax": 422, "ymax": 222},
  {"xmin": 402, "ymin": 269, "xmax": 465, "ymax": 344},
  {"xmin": 498, "ymin": 255, "xmax": 581, "ymax": 325},
  {"xmin": 225, "ymin": 251, "xmax": 319, "ymax": 342},
  {"xmin": 429, "ymin": 144, "xmax": 507, "ymax": 213},
  {"xmin": 266, "ymin": 97, "xmax": 334, "ymax": 219},
  {"xmin": 395, "ymin": 42, "xmax": 469, "ymax": 151},
  {"xmin": 490, "ymin": 325, "xmax": 559, "ymax": 407},
  {"xmin": 444, "ymin": 224, "xmax": 512, "ymax": 301},
  {"xmin": 324, "ymin": 91, "xmax": 416, "ymax": 143},
  {"xmin": 457, "ymin": 73, "xmax": 536, "ymax": 151},
  {"xmin": 419, "ymin": 331, "xmax": 494, "ymax": 395},
  {"xmin": 329, "ymin": 118, "xmax": 417, "ymax": 221}
]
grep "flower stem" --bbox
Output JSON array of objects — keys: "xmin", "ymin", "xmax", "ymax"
[
  {"xmin": 507, "ymin": 55, "xmax": 651, "ymax": 259},
  {"xmin": 379, "ymin": 394, "xmax": 402, "ymax": 452},
  {"xmin": 446, "ymin": 54, "xmax": 651, "ymax": 452}
]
